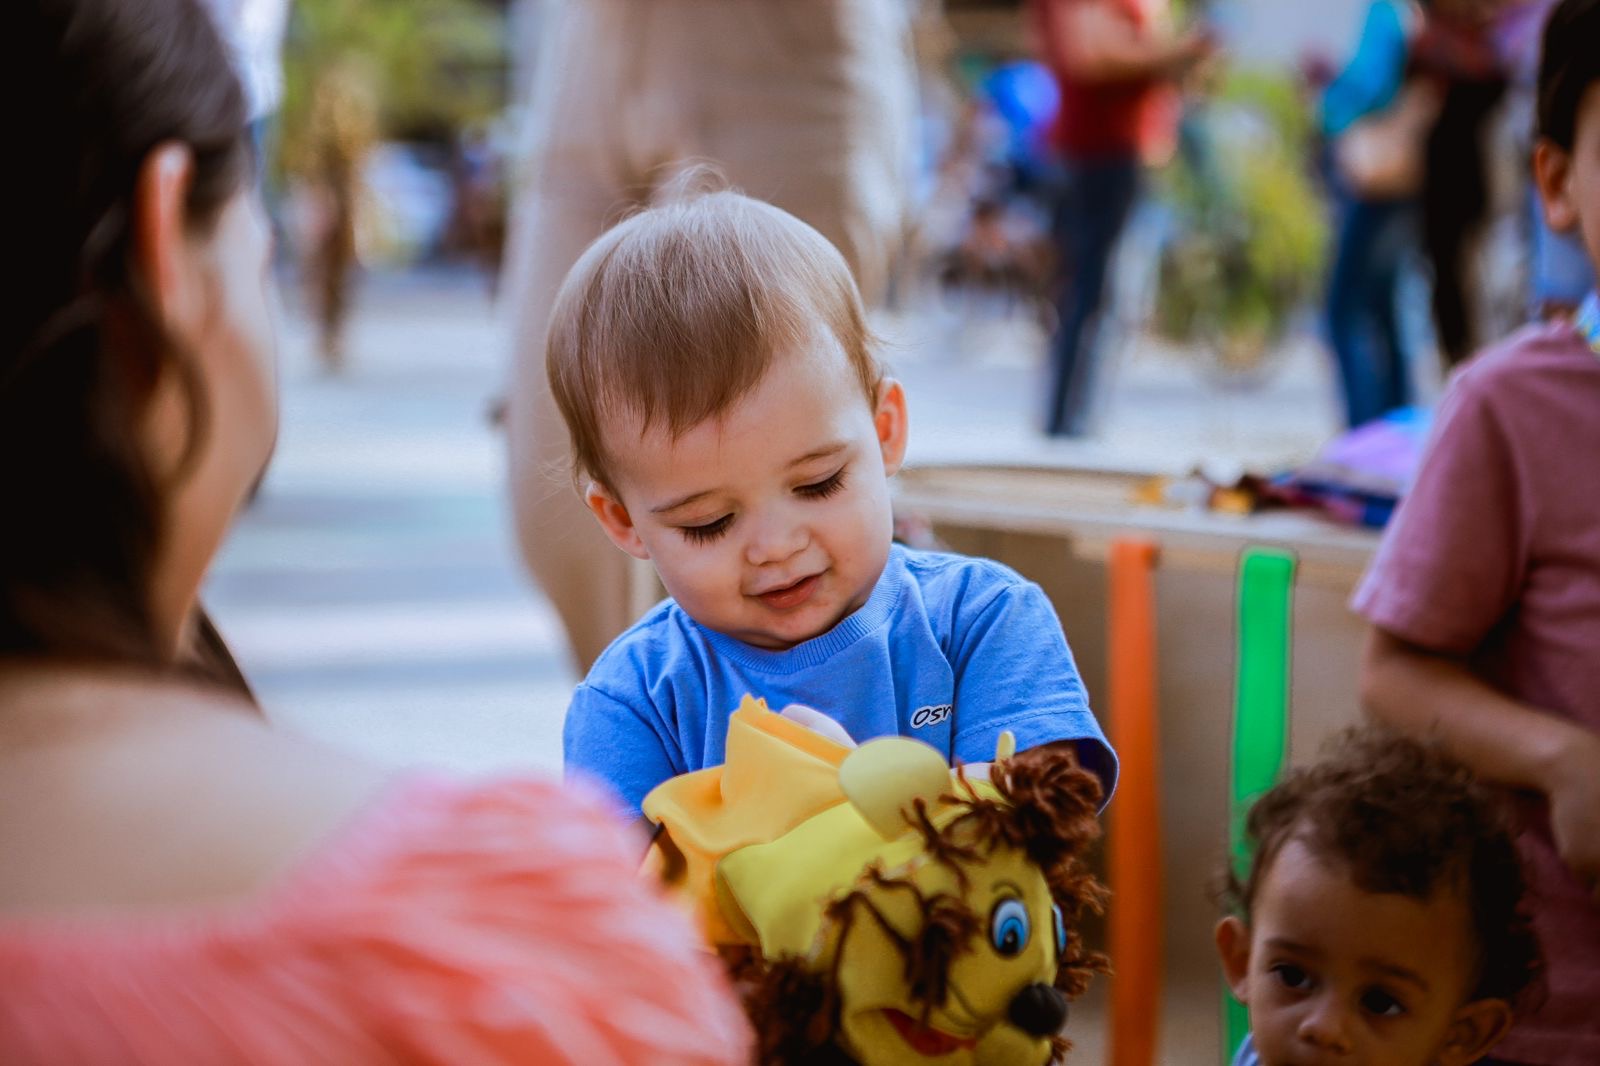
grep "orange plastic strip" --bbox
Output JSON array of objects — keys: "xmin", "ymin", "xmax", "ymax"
[{"xmin": 1108, "ymin": 538, "xmax": 1162, "ymax": 1066}]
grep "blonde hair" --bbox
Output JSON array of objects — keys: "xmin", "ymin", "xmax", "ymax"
[{"xmin": 545, "ymin": 190, "xmax": 882, "ymax": 489}]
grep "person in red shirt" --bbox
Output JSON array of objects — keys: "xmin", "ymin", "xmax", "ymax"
[{"xmin": 1032, "ymin": 0, "xmax": 1213, "ymax": 436}]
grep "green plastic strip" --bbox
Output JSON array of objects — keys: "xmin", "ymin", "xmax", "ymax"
[{"xmin": 1224, "ymin": 547, "xmax": 1297, "ymax": 1065}]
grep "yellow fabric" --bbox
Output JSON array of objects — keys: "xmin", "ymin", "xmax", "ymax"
[
  {"xmin": 645, "ymin": 698, "xmax": 1062, "ymax": 1065},
  {"xmin": 641, "ymin": 697, "xmax": 852, "ymax": 944},
  {"xmin": 837, "ymin": 736, "xmax": 953, "ymax": 839},
  {"xmin": 717, "ymin": 768, "xmax": 1003, "ymax": 958}
]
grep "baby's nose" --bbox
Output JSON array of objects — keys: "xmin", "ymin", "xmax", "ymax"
[
  {"xmin": 744, "ymin": 512, "xmax": 807, "ymax": 565},
  {"xmin": 1296, "ymin": 996, "xmax": 1354, "ymax": 1054}
]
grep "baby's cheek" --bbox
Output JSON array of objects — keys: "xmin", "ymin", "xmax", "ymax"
[{"xmin": 685, "ymin": 549, "xmax": 738, "ymax": 598}]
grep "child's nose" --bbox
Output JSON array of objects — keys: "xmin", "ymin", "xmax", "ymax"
[
  {"xmin": 1296, "ymin": 996, "xmax": 1354, "ymax": 1054},
  {"xmin": 743, "ymin": 510, "xmax": 807, "ymax": 566}
]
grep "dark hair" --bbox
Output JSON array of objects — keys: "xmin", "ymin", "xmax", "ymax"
[
  {"xmin": 1538, "ymin": 0, "xmax": 1600, "ymax": 150},
  {"xmin": 4, "ymin": 0, "xmax": 250, "ymax": 674},
  {"xmin": 1222, "ymin": 728, "xmax": 1542, "ymax": 1008}
]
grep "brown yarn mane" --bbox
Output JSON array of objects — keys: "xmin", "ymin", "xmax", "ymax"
[{"xmin": 734, "ymin": 949, "xmax": 845, "ymax": 1065}]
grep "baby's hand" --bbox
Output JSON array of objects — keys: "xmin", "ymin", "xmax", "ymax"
[
  {"xmin": 1549, "ymin": 728, "xmax": 1600, "ymax": 901},
  {"xmin": 779, "ymin": 704, "xmax": 856, "ymax": 749}
]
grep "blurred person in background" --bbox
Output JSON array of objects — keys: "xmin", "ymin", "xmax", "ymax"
[
  {"xmin": 501, "ymin": 0, "xmax": 916, "ymax": 673},
  {"xmin": 1031, "ymin": 0, "xmax": 1215, "ymax": 438},
  {"xmin": 446, "ymin": 124, "xmax": 508, "ymax": 283},
  {"xmin": 0, "ymin": 3, "xmax": 751, "ymax": 1062},
  {"xmin": 1414, "ymin": 0, "xmax": 1509, "ymax": 370},
  {"xmin": 301, "ymin": 60, "xmax": 376, "ymax": 371},
  {"xmin": 1319, "ymin": 0, "xmax": 1429, "ymax": 428}
]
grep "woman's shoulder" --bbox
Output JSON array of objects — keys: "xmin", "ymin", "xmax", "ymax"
[{"xmin": 0, "ymin": 769, "xmax": 750, "ymax": 1065}]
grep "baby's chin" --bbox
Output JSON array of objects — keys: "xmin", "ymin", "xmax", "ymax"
[{"xmin": 739, "ymin": 604, "xmax": 856, "ymax": 650}]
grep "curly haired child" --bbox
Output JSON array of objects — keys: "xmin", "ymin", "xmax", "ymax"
[{"xmin": 1216, "ymin": 728, "xmax": 1542, "ymax": 1066}]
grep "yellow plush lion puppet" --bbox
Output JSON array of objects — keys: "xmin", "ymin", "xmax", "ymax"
[{"xmin": 642, "ymin": 697, "xmax": 1107, "ymax": 1066}]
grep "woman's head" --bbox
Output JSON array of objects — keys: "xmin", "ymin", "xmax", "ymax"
[{"xmin": 6, "ymin": 0, "xmax": 275, "ymax": 673}]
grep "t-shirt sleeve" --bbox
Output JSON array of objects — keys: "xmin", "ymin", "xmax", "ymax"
[
  {"xmin": 1352, "ymin": 372, "xmax": 1528, "ymax": 653},
  {"xmin": 947, "ymin": 580, "xmax": 1117, "ymax": 803},
  {"xmin": 563, "ymin": 683, "xmax": 685, "ymax": 820},
  {"xmin": 325, "ymin": 778, "xmax": 751, "ymax": 1065}
]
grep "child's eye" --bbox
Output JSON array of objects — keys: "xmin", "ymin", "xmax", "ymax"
[
  {"xmin": 680, "ymin": 515, "xmax": 734, "ymax": 544},
  {"xmin": 1359, "ymin": 988, "xmax": 1406, "ymax": 1018},
  {"xmin": 796, "ymin": 470, "xmax": 847, "ymax": 500},
  {"xmin": 1270, "ymin": 963, "xmax": 1312, "ymax": 992}
]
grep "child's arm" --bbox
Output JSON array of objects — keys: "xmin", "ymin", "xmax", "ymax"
[{"xmin": 1362, "ymin": 627, "xmax": 1600, "ymax": 894}]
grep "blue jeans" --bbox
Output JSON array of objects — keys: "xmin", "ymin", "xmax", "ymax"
[
  {"xmin": 1046, "ymin": 155, "xmax": 1141, "ymax": 437},
  {"xmin": 1325, "ymin": 196, "xmax": 1417, "ymax": 428}
]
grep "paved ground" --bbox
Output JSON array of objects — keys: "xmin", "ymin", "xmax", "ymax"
[{"xmin": 204, "ymin": 266, "xmax": 1350, "ymax": 776}]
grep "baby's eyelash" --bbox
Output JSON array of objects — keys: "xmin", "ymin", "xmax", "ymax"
[
  {"xmin": 680, "ymin": 515, "xmax": 733, "ymax": 544},
  {"xmin": 797, "ymin": 470, "xmax": 847, "ymax": 499},
  {"xmin": 1269, "ymin": 963, "xmax": 1312, "ymax": 991},
  {"xmin": 1360, "ymin": 987, "xmax": 1407, "ymax": 1018}
]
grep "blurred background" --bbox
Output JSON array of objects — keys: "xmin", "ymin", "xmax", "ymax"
[{"xmin": 208, "ymin": 0, "xmax": 1555, "ymax": 771}]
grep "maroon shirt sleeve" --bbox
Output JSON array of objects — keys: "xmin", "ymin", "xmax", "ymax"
[{"xmin": 1352, "ymin": 368, "xmax": 1530, "ymax": 654}]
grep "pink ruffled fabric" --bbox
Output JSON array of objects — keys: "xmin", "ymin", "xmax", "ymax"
[{"xmin": 0, "ymin": 776, "xmax": 751, "ymax": 1065}]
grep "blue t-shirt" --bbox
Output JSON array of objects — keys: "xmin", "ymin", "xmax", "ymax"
[
  {"xmin": 563, "ymin": 545, "xmax": 1115, "ymax": 818},
  {"xmin": 1231, "ymin": 1033, "xmax": 1258, "ymax": 1066}
]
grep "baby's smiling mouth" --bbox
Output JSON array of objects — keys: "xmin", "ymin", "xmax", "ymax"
[{"xmin": 751, "ymin": 572, "xmax": 822, "ymax": 609}]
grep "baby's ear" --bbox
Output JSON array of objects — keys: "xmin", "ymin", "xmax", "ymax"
[
  {"xmin": 1214, "ymin": 917, "xmax": 1252, "ymax": 1004},
  {"xmin": 585, "ymin": 481, "xmax": 651, "ymax": 560},
  {"xmin": 1435, "ymin": 998, "xmax": 1513, "ymax": 1066},
  {"xmin": 873, "ymin": 378, "xmax": 909, "ymax": 477}
]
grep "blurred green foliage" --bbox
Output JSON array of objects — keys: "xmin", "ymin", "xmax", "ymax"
[
  {"xmin": 1155, "ymin": 69, "xmax": 1328, "ymax": 372},
  {"xmin": 278, "ymin": 0, "xmax": 507, "ymax": 178}
]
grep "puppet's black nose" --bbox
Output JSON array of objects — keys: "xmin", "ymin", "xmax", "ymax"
[{"xmin": 1008, "ymin": 983, "xmax": 1068, "ymax": 1036}]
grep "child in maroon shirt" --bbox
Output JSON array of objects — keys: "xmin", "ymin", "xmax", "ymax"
[{"xmin": 1356, "ymin": 3, "xmax": 1600, "ymax": 1062}]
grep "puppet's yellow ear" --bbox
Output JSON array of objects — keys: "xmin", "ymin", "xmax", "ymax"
[
  {"xmin": 994, "ymin": 730, "xmax": 1016, "ymax": 763},
  {"xmin": 838, "ymin": 737, "xmax": 951, "ymax": 840}
]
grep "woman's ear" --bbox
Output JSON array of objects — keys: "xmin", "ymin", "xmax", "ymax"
[
  {"xmin": 129, "ymin": 142, "xmax": 206, "ymax": 341},
  {"xmin": 585, "ymin": 481, "xmax": 651, "ymax": 560}
]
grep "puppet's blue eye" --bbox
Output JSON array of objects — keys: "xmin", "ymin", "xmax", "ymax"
[
  {"xmin": 990, "ymin": 898, "xmax": 1030, "ymax": 956},
  {"xmin": 1052, "ymin": 902, "xmax": 1067, "ymax": 957}
]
